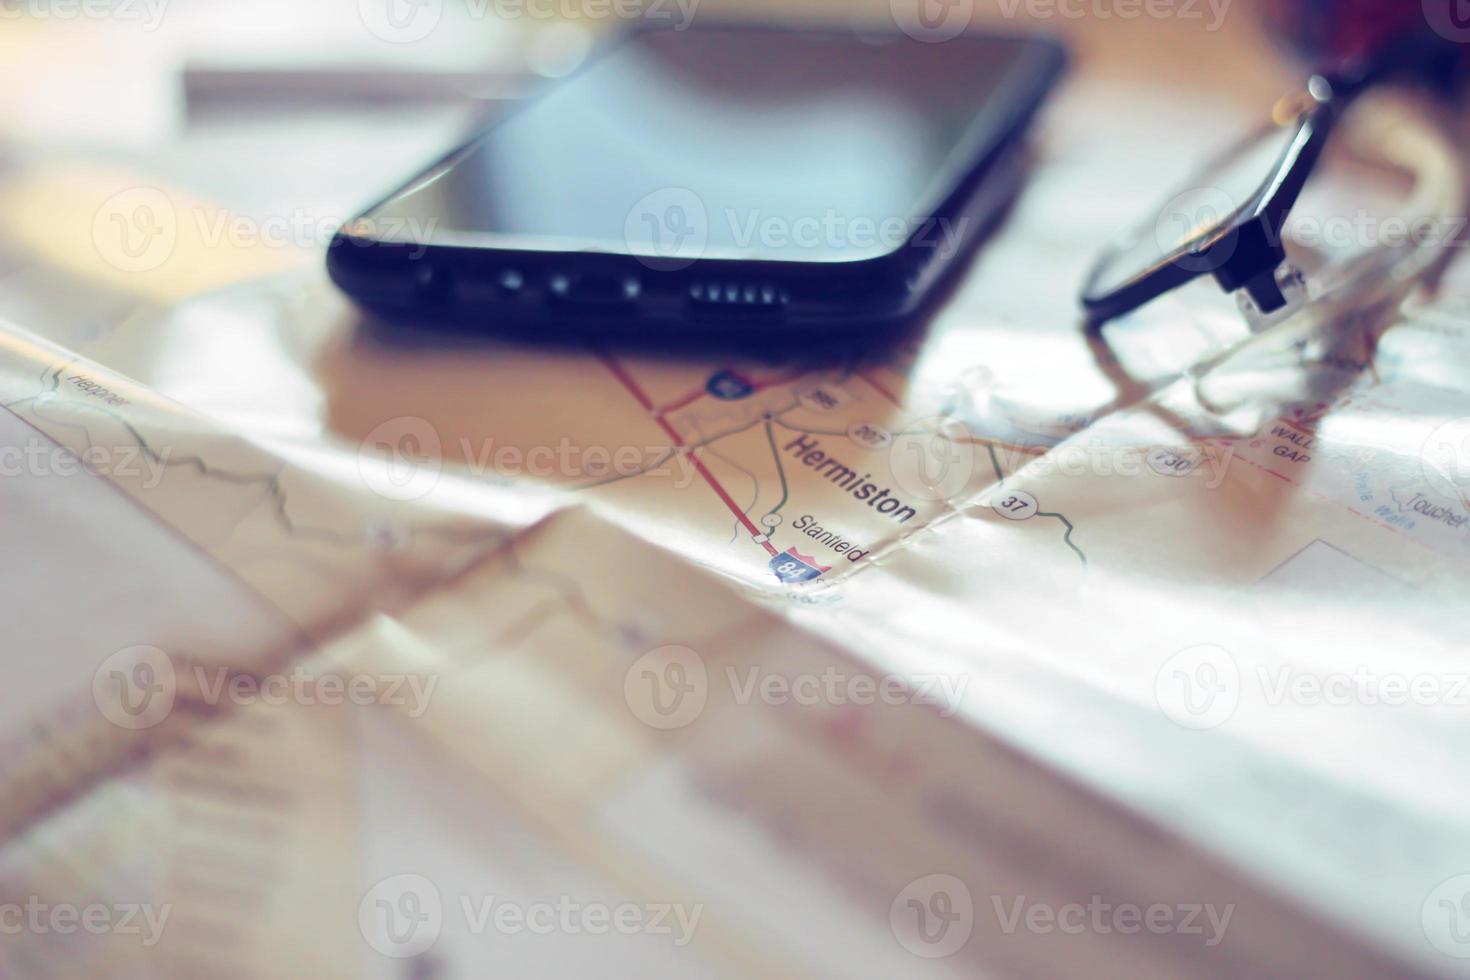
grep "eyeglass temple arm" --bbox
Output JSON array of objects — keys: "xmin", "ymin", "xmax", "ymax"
[
  {"xmin": 1211, "ymin": 220, "xmax": 1292, "ymax": 316},
  {"xmin": 1205, "ymin": 30, "xmax": 1456, "ymax": 318}
]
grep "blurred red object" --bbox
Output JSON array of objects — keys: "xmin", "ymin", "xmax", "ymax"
[{"xmin": 1256, "ymin": 0, "xmax": 1440, "ymax": 64}]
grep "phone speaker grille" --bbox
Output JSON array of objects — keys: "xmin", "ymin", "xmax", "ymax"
[{"xmin": 689, "ymin": 282, "xmax": 788, "ymax": 310}]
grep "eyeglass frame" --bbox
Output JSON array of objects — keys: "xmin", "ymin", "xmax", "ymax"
[{"xmin": 1079, "ymin": 31, "xmax": 1466, "ymax": 329}]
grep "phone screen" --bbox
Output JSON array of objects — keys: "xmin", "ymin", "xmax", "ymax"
[{"xmin": 361, "ymin": 25, "xmax": 1050, "ymax": 263}]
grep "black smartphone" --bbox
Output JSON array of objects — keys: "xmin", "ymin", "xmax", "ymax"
[{"xmin": 327, "ymin": 22, "xmax": 1065, "ymax": 345}]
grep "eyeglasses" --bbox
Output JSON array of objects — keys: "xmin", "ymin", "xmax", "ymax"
[{"xmin": 1080, "ymin": 32, "xmax": 1467, "ymax": 340}]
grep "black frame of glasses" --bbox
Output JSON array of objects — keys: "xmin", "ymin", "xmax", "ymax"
[{"xmin": 1079, "ymin": 31, "xmax": 1464, "ymax": 329}]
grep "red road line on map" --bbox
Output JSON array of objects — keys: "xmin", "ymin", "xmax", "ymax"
[
  {"xmin": 1275, "ymin": 417, "xmax": 1319, "ymax": 436},
  {"xmin": 653, "ymin": 416, "xmax": 684, "ymax": 445},
  {"xmin": 750, "ymin": 368, "xmax": 808, "ymax": 392},
  {"xmin": 654, "ymin": 368, "xmax": 807, "ymax": 417},
  {"xmin": 600, "ymin": 354, "xmax": 779, "ymax": 557},
  {"xmin": 656, "ymin": 386, "xmax": 709, "ymax": 416},
  {"xmin": 858, "ymin": 371, "xmax": 902, "ymax": 407},
  {"xmin": 689, "ymin": 452, "xmax": 778, "ymax": 555},
  {"xmin": 600, "ymin": 354, "xmax": 655, "ymax": 412},
  {"xmin": 1229, "ymin": 449, "xmax": 1443, "ymax": 559}
]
